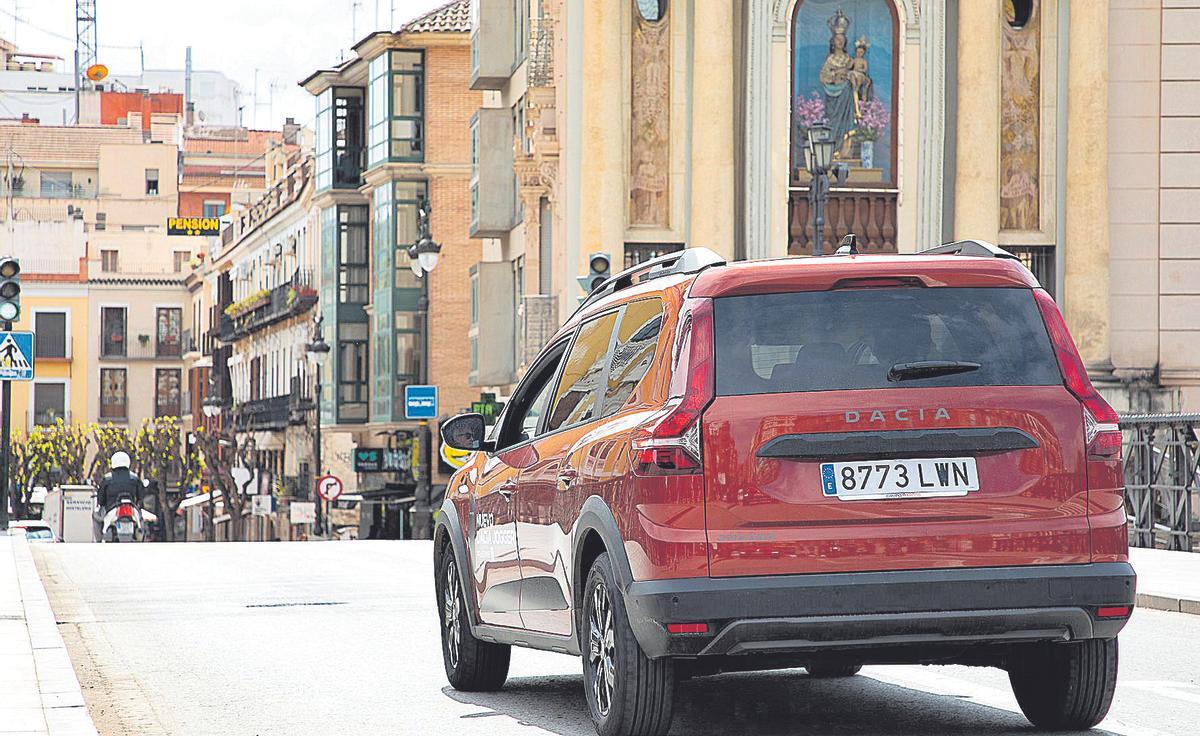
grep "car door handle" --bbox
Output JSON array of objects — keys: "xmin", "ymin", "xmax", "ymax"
[
  {"xmin": 557, "ymin": 467, "xmax": 578, "ymax": 489},
  {"xmin": 497, "ymin": 481, "xmax": 517, "ymax": 499}
]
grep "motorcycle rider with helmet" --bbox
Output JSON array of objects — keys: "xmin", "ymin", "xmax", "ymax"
[{"xmin": 94, "ymin": 452, "xmax": 143, "ymax": 541}]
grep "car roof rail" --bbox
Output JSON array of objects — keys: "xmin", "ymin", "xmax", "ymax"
[
  {"xmin": 918, "ymin": 239, "xmax": 1019, "ymax": 260},
  {"xmin": 572, "ymin": 247, "xmax": 726, "ymax": 316}
]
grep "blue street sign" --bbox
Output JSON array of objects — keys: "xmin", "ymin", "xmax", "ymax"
[
  {"xmin": 0, "ymin": 331, "xmax": 34, "ymax": 381},
  {"xmin": 404, "ymin": 384, "xmax": 438, "ymax": 420}
]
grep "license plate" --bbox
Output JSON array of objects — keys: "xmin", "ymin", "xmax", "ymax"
[
  {"xmin": 117, "ymin": 520, "xmax": 133, "ymax": 531},
  {"xmin": 821, "ymin": 457, "xmax": 979, "ymax": 500}
]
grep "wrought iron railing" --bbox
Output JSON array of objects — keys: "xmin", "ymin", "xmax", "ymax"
[
  {"xmin": 219, "ymin": 270, "xmax": 317, "ymax": 343},
  {"xmin": 234, "ymin": 396, "xmax": 292, "ymax": 431},
  {"xmin": 1121, "ymin": 413, "xmax": 1200, "ymax": 552},
  {"xmin": 1006, "ymin": 245, "xmax": 1056, "ymax": 299},
  {"xmin": 528, "ymin": 18, "xmax": 554, "ymax": 88}
]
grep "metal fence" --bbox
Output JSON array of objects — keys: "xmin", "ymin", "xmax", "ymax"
[{"xmin": 1121, "ymin": 413, "xmax": 1200, "ymax": 551}]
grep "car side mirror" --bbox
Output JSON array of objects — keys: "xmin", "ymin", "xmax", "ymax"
[{"xmin": 441, "ymin": 413, "xmax": 493, "ymax": 453}]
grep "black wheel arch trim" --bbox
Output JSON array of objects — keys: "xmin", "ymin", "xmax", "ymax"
[{"xmin": 433, "ymin": 498, "xmax": 483, "ymax": 637}]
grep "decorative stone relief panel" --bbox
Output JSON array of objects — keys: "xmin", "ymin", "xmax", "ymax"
[
  {"xmin": 629, "ymin": 1, "xmax": 670, "ymax": 228},
  {"xmin": 1000, "ymin": 0, "xmax": 1040, "ymax": 231}
]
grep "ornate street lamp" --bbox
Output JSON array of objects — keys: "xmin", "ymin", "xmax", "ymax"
[
  {"xmin": 306, "ymin": 313, "xmax": 330, "ymax": 537},
  {"xmin": 804, "ymin": 123, "xmax": 849, "ymax": 256},
  {"xmin": 407, "ymin": 195, "xmax": 439, "ymax": 540}
]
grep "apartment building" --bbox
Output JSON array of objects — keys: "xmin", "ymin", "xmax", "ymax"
[
  {"xmin": 300, "ymin": 0, "xmax": 479, "ymax": 535},
  {"xmin": 0, "ymin": 120, "xmax": 205, "ymax": 431}
]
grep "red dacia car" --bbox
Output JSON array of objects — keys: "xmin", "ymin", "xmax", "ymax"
[{"xmin": 436, "ymin": 241, "xmax": 1135, "ymax": 736}]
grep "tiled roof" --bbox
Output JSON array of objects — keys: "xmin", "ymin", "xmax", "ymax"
[
  {"xmin": 0, "ymin": 124, "xmax": 142, "ymax": 165},
  {"xmin": 402, "ymin": 0, "xmax": 470, "ymax": 33}
]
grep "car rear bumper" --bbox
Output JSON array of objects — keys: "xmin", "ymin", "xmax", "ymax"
[{"xmin": 622, "ymin": 562, "xmax": 1136, "ymax": 659}]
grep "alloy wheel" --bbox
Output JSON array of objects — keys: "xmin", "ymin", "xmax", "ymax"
[
  {"xmin": 444, "ymin": 559, "xmax": 462, "ymax": 669},
  {"xmin": 587, "ymin": 580, "xmax": 616, "ymax": 717}
]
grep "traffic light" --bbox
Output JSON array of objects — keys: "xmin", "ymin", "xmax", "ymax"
[
  {"xmin": 0, "ymin": 257, "xmax": 19, "ymax": 322},
  {"xmin": 576, "ymin": 252, "xmax": 611, "ymax": 295}
]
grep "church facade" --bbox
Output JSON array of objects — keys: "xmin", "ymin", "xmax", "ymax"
[{"xmin": 469, "ymin": 0, "xmax": 1199, "ymax": 411}]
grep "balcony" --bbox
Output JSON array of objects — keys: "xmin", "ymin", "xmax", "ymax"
[
  {"xmin": 181, "ymin": 328, "xmax": 199, "ymax": 356},
  {"xmin": 219, "ymin": 270, "xmax": 318, "ymax": 344},
  {"xmin": 788, "ymin": 187, "xmax": 899, "ymax": 255},
  {"xmin": 234, "ymin": 396, "xmax": 292, "ymax": 432},
  {"xmin": 470, "ymin": 0, "xmax": 517, "ymax": 90},
  {"xmin": 470, "ymin": 109, "xmax": 517, "ymax": 238},
  {"xmin": 100, "ymin": 334, "xmax": 187, "ymax": 360},
  {"xmin": 10, "ymin": 182, "xmax": 98, "ymax": 199},
  {"xmin": 528, "ymin": 18, "xmax": 554, "ymax": 88}
]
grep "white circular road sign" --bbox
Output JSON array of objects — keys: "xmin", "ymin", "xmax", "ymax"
[{"xmin": 316, "ymin": 474, "xmax": 343, "ymax": 502}]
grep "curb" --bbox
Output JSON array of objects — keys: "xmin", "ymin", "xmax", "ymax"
[
  {"xmin": 1136, "ymin": 591, "xmax": 1200, "ymax": 616},
  {"xmin": 11, "ymin": 534, "xmax": 99, "ymax": 736}
]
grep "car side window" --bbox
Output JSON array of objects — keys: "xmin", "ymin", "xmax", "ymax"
[
  {"xmin": 495, "ymin": 341, "xmax": 567, "ymax": 449},
  {"xmin": 544, "ymin": 312, "xmax": 620, "ymax": 433},
  {"xmin": 601, "ymin": 298, "xmax": 664, "ymax": 418}
]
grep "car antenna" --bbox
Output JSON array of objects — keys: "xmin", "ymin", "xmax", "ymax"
[{"xmin": 836, "ymin": 233, "xmax": 859, "ymax": 255}]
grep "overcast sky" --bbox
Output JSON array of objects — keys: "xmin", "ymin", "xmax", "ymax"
[{"xmin": 6, "ymin": 0, "xmax": 448, "ymax": 129}]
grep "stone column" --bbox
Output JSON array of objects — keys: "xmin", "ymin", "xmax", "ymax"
[
  {"xmin": 916, "ymin": 0, "xmax": 947, "ymax": 249},
  {"xmin": 953, "ymin": 0, "xmax": 1001, "ymax": 241},
  {"xmin": 690, "ymin": 2, "xmax": 736, "ymax": 259},
  {"xmin": 1064, "ymin": 0, "xmax": 1111, "ymax": 371},
  {"xmin": 578, "ymin": 0, "xmax": 624, "ymax": 269},
  {"xmin": 743, "ymin": 0, "xmax": 772, "ymax": 260}
]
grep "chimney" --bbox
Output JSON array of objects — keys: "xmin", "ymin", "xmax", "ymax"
[{"xmin": 282, "ymin": 116, "xmax": 299, "ymax": 145}]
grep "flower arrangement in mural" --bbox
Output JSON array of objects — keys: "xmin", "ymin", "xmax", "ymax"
[
  {"xmin": 794, "ymin": 92, "xmax": 828, "ymax": 131},
  {"xmin": 853, "ymin": 99, "xmax": 890, "ymax": 142}
]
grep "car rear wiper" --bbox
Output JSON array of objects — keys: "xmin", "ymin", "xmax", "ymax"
[{"xmin": 887, "ymin": 360, "xmax": 981, "ymax": 382}]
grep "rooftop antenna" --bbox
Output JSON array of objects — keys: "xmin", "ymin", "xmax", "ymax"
[{"xmin": 75, "ymin": 0, "xmax": 98, "ymax": 124}]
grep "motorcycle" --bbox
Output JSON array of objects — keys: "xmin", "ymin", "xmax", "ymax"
[{"xmin": 102, "ymin": 493, "xmax": 146, "ymax": 543}]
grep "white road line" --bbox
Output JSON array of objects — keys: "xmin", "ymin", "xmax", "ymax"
[
  {"xmin": 863, "ymin": 666, "xmax": 1176, "ymax": 736},
  {"xmin": 1123, "ymin": 681, "xmax": 1200, "ymax": 707}
]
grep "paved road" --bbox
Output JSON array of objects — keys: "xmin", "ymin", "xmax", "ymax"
[{"xmin": 31, "ymin": 541, "xmax": 1200, "ymax": 736}]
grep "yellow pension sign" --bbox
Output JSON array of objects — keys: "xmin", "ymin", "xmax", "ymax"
[{"xmin": 167, "ymin": 217, "xmax": 221, "ymax": 236}]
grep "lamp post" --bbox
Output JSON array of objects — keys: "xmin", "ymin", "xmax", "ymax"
[
  {"xmin": 803, "ymin": 124, "xmax": 848, "ymax": 256},
  {"xmin": 306, "ymin": 314, "xmax": 330, "ymax": 538},
  {"xmin": 201, "ymin": 374, "xmax": 225, "ymax": 543},
  {"xmin": 407, "ymin": 195, "xmax": 441, "ymax": 540}
]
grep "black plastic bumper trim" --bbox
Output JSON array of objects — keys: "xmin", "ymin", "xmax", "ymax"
[{"xmin": 622, "ymin": 562, "xmax": 1135, "ymax": 659}]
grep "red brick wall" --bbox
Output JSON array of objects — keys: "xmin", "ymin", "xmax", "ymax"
[
  {"xmin": 100, "ymin": 92, "xmax": 183, "ymax": 129},
  {"xmin": 424, "ymin": 43, "xmax": 483, "ymax": 457},
  {"xmin": 178, "ymin": 191, "xmax": 229, "ymax": 218}
]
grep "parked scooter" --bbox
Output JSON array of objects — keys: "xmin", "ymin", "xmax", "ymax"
[{"xmin": 102, "ymin": 493, "xmax": 144, "ymax": 543}]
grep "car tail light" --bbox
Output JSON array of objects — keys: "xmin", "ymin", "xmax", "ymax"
[
  {"xmin": 1034, "ymin": 290, "xmax": 1121, "ymax": 459},
  {"xmin": 117, "ymin": 503, "xmax": 134, "ymax": 519},
  {"xmin": 666, "ymin": 622, "xmax": 710, "ymax": 634},
  {"xmin": 1096, "ymin": 605, "xmax": 1131, "ymax": 619},
  {"xmin": 631, "ymin": 298, "xmax": 714, "ymax": 476}
]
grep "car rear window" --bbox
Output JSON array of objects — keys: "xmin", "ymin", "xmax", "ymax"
[{"xmin": 713, "ymin": 287, "xmax": 1062, "ymax": 395}]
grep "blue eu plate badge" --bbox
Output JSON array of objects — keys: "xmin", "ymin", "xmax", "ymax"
[{"xmin": 821, "ymin": 464, "xmax": 837, "ymax": 496}]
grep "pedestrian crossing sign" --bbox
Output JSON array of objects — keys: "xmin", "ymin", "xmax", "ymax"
[{"xmin": 0, "ymin": 331, "xmax": 34, "ymax": 380}]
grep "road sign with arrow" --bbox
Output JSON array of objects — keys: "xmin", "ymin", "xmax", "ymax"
[{"xmin": 0, "ymin": 331, "xmax": 34, "ymax": 381}]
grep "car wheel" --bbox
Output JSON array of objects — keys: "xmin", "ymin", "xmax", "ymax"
[
  {"xmin": 582, "ymin": 552, "xmax": 674, "ymax": 736},
  {"xmin": 438, "ymin": 551, "xmax": 510, "ymax": 691},
  {"xmin": 1008, "ymin": 638, "xmax": 1119, "ymax": 731},
  {"xmin": 805, "ymin": 663, "xmax": 862, "ymax": 678}
]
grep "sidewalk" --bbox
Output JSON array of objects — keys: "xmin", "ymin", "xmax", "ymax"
[
  {"xmin": 0, "ymin": 533, "xmax": 97, "ymax": 736},
  {"xmin": 1131, "ymin": 547, "xmax": 1200, "ymax": 615}
]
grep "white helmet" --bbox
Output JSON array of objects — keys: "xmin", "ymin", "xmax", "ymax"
[{"xmin": 110, "ymin": 451, "xmax": 131, "ymax": 470}]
